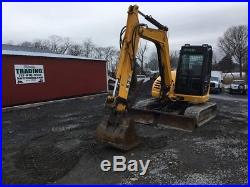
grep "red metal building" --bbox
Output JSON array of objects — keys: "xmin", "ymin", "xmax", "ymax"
[{"xmin": 2, "ymin": 50, "xmax": 107, "ymax": 107}]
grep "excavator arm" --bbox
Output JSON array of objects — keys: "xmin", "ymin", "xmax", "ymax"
[
  {"xmin": 111, "ymin": 5, "xmax": 173, "ymax": 113},
  {"xmin": 96, "ymin": 5, "xmax": 181, "ymax": 150},
  {"xmin": 112, "ymin": 5, "xmax": 140, "ymax": 112}
]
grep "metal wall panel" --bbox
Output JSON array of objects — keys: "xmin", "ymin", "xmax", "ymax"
[{"xmin": 2, "ymin": 55, "xmax": 107, "ymax": 107}]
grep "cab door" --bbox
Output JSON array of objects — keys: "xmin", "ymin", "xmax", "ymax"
[{"xmin": 174, "ymin": 45, "xmax": 212, "ymax": 96}]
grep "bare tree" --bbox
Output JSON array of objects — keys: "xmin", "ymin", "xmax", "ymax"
[
  {"xmin": 137, "ymin": 42, "xmax": 148, "ymax": 74},
  {"xmin": 32, "ymin": 39, "xmax": 43, "ymax": 48},
  {"xmin": 212, "ymin": 53, "xmax": 217, "ymax": 64},
  {"xmin": 218, "ymin": 25, "xmax": 248, "ymax": 77},
  {"xmin": 145, "ymin": 50, "xmax": 178, "ymax": 71},
  {"xmin": 82, "ymin": 38, "xmax": 95, "ymax": 58},
  {"xmin": 213, "ymin": 54, "xmax": 234, "ymax": 73},
  {"xmin": 169, "ymin": 50, "xmax": 179, "ymax": 69},
  {"xmin": 33, "ymin": 39, "xmax": 50, "ymax": 51},
  {"xmin": 67, "ymin": 43, "xmax": 83, "ymax": 56},
  {"xmin": 48, "ymin": 35, "xmax": 63, "ymax": 53},
  {"xmin": 110, "ymin": 50, "xmax": 120, "ymax": 72},
  {"xmin": 146, "ymin": 51, "xmax": 158, "ymax": 71},
  {"xmin": 20, "ymin": 41, "xmax": 33, "ymax": 48},
  {"xmin": 30, "ymin": 36, "xmax": 72, "ymax": 54},
  {"xmin": 59, "ymin": 37, "xmax": 71, "ymax": 54},
  {"xmin": 103, "ymin": 46, "xmax": 118, "ymax": 71},
  {"xmin": 94, "ymin": 47, "xmax": 104, "ymax": 59},
  {"xmin": 13, "ymin": 36, "xmax": 119, "ymax": 69},
  {"xmin": 93, "ymin": 46, "xmax": 119, "ymax": 71}
]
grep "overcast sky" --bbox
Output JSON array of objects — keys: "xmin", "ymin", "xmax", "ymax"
[{"xmin": 2, "ymin": 2, "xmax": 248, "ymax": 58}]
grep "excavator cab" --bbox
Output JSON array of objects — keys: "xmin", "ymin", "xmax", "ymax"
[{"xmin": 175, "ymin": 44, "xmax": 212, "ymax": 96}]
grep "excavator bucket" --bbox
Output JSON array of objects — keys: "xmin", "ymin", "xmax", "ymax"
[{"xmin": 96, "ymin": 113, "xmax": 139, "ymax": 151}]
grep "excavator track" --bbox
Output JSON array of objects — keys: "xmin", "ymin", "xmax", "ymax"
[
  {"xmin": 132, "ymin": 98, "xmax": 217, "ymax": 130},
  {"xmin": 184, "ymin": 102, "xmax": 217, "ymax": 127},
  {"xmin": 128, "ymin": 108, "xmax": 196, "ymax": 132}
]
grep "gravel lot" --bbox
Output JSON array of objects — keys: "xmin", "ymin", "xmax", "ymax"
[{"xmin": 2, "ymin": 81, "xmax": 248, "ymax": 184}]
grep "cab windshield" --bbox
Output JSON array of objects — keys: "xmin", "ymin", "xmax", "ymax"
[{"xmin": 180, "ymin": 54, "xmax": 204, "ymax": 76}]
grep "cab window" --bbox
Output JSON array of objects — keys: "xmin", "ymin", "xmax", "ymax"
[{"xmin": 180, "ymin": 54, "xmax": 204, "ymax": 76}]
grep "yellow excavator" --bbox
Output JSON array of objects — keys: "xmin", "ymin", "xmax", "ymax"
[{"xmin": 96, "ymin": 5, "xmax": 217, "ymax": 150}]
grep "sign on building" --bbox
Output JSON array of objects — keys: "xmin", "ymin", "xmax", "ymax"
[{"xmin": 14, "ymin": 64, "xmax": 45, "ymax": 84}]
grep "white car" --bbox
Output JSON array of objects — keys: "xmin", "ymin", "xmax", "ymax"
[{"xmin": 230, "ymin": 80, "xmax": 248, "ymax": 95}]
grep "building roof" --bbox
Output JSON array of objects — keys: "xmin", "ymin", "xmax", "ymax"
[
  {"xmin": 2, "ymin": 44, "xmax": 53, "ymax": 53},
  {"xmin": 2, "ymin": 49, "xmax": 105, "ymax": 62}
]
